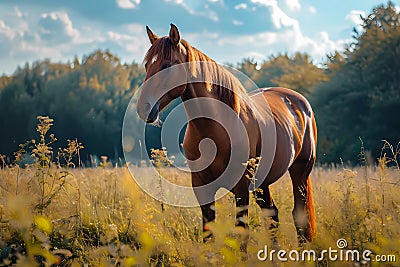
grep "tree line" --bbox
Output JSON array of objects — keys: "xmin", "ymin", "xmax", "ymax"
[{"xmin": 0, "ymin": 2, "xmax": 398, "ymax": 165}]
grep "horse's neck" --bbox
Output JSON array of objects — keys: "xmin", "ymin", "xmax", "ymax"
[{"xmin": 181, "ymin": 83, "xmax": 220, "ymax": 135}]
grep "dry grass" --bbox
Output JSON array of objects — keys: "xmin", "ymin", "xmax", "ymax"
[
  {"xmin": 1, "ymin": 165, "xmax": 399, "ymax": 266},
  {"xmin": 0, "ymin": 118, "xmax": 399, "ymax": 266}
]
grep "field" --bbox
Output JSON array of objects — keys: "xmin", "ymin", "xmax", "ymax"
[{"xmin": 0, "ymin": 119, "xmax": 399, "ymax": 266}]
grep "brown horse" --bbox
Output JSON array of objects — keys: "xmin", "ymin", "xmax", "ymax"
[{"xmin": 137, "ymin": 24, "xmax": 317, "ymax": 244}]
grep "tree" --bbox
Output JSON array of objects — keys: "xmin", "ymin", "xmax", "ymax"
[
  {"xmin": 312, "ymin": 1, "xmax": 400, "ymax": 163},
  {"xmin": 270, "ymin": 53, "xmax": 328, "ymax": 96},
  {"xmin": 0, "ymin": 50, "xmax": 146, "ymax": 164},
  {"xmin": 245, "ymin": 53, "xmax": 327, "ymax": 96},
  {"xmin": 0, "ymin": 75, "xmax": 12, "ymax": 91}
]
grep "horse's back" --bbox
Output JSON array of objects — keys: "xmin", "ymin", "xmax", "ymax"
[
  {"xmin": 258, "ymin": 87, "xmax": 315, "ymax": 142},
  {"xmin": 251, "ymin": 87, "xmax": 317, "ymax": 185},
  {"xmin": 258, "ymin": 87, "xmax": 313, "ymax": 116}
]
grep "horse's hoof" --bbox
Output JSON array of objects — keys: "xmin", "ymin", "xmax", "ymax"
[
  {"xmin": 203, "ymin": 231, "xmax": 214, "ymax": 243},
  {"xmin": 297, "ymin": 235, "xmax": 307, "ymax": 247}
]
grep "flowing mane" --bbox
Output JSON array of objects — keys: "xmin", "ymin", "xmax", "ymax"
[{"xmin": 144, "ymin": 37, "xmax": 251, "ymax": 115}]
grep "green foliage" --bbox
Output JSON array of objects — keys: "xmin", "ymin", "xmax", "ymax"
[
  {"xmin": 150, "ymin": 147, "xmax": 175, "ymax": 212},
  {"xmin": 237, "ymin": 53, "xmax": 328, "ymax": 96},
  {"xmin": 0, "ymin": 50, "xmax": 145, "ymax": 164},
  {"xmin": 0, "ymin": 75, "xmax": 12, "ymax": 91},
  {"xmin": 312, "ymin": 2, "xmax": 400, "ymax": 163},
  {"xmin": 0, "ymin": 117, "xmax": 84, "ymax": 265}
]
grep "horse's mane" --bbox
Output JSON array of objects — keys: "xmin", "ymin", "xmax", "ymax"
[
  {"xmin": 184, "ymin": 39, "xmax": 252, "ymax": 115},
  {"xmin": 144, "ymin": 37, "xmax": 253, "ymax": 115}
]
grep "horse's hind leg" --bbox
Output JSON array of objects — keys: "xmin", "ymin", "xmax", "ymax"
[
  {"xmin": 289, "ymin": 158, "xmax": 316, "ymax": 244},
  {"xmin": 232, "ymin": 178, "xmax": 250, "ymax": 228},
  {"xmin": 255, "ymin": 185, "xmax": 279, "ymax": 225}
]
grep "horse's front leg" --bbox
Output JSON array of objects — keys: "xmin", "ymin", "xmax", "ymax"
[
  {"xmin": 231, "ymin": 177, "xmax": 250, "ymax": 255},
  {"xmin": 191, "ymin": 173, "xmax": 216, "ymax": 242},
  {"xmin": 232, "ymin": 179, "xmax": 250, "ymax": 228},
  {"xmin": 199, "ymin": 202, "xmax": 215, "ymax": 242}
]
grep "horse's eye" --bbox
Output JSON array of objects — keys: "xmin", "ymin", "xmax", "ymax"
[{"xmin": 161, "ymin": 63, "xmax": 171, "ymax": 70}]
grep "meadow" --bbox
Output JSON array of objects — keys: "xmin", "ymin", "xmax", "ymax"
[{"xmin": 0, "ymin": 118, "xmax": 399, "ymax": 266}]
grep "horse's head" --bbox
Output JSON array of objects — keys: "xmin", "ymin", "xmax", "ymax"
[{"xmin": 137, "ymin": 24, "xmax": 188, "ymax": 123}]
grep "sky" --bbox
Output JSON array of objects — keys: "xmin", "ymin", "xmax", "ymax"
[{"xmin": 0, "ymin": 0, "xmax": 399, "ymax": 75}]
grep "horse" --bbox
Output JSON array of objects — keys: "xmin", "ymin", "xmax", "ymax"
[{"xmin": 137, "ymin": 24, "xmax": 317, "ymax": 245}]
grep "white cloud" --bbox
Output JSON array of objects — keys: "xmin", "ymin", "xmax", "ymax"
[
  {"xmin": 208, "ymin": 11, "xmax": 219, "ymax": 22},
  {"xmin": 39, "ymin": 11, "xmax": 79, "ymax": 43},
  {"xmin": 0, "ymin": 20, "xmax": 13, "ymax": 38},
  {"xmin": 212, "ymin": 0, "xmax": 340, "ymax": 63},
  {"xmin": 243, "ymin": 51, "xmax": 265, "ymax": 60},
  {"xmin": 250, "ymin": 0, "xmax": 298, "ymax": 30},
  {"xmin": 346, "ymin": 10, "xmax": 365, "ymax": 25},
  {"xmin": 0, "ymin": 19, "xmax": 28, "ymax": 41},
  {"xmin": 0, "ymin": 19, "xmax": 28, "ymax": 52},
  {"xmin": 0, "ymin": 0, "xmax": 363, "ymax": 75},
  {"xmin": 251, "ymin": 0, "xmax": 300, "ymax": 12},
  {"xmin": 0, "ymin": 6, "xmax": 142, "ymax": 74},
  {"xmin": 14, "ymin": 7, "xmax": 26, "ymax": 18},
  {"xmin": 185, "ymin": 31, "xmax": 219, "ymax": 43},
  {"xmin": 193, "ymin": 23, "xmax": 342, "ymax": 67},
  {"xmin": 284, "ymin": 0, "xmax": 300, "ymax": 11},
  {"xmin": 232, "ymin": 20, "xmax": 243, "ymax": 26},
  {"xmin": 107, "ymin": 29, "xmax": 148, "ymax": 56},
  {"xmin": 346, "ymin": 10, "xmax": 365, "ymax": 32},
  {"xmin": 0, "ymin": 21, "xmax": 14, "ymax": 58},
  {"xmin": 250, "ymin": 0, "xmax": 275, "ymax": 7},
  {"xmin": 167, "ymin": 0, "xmax": 184, "ymax": 4},
  {"xmin": 69, "ymin": 26, "xmax": 106, "ymax": 45},
  {"xmin": 107, "ymin": 31, "xmax": 132, "ymax": 42},
  {"xmin": 305, "ymin": 31, "xmax": 341, "ymax": 59},
  {"xmin": 164, "ymin": 0, "xmax": 192, "ymax": 13},
  {"xmin": 116, "ymin": 0, "xmax": 141, "ymax": 9},
  {"xmin": 308, "ymin": 6, "xmax": 317, "ymax": 14},
  {"xmin": 164, "ymin": 0, "xmax": 219, "ymax": 21},
  {"xmin": 125, "ymin": 23, "xmax": 143, "ymax": 34},
  {"xmin": 234, "ymin": 3, "xmax": 248, "ymax": 10},
  {"xmin": 396, "ymin": 6, "xmax": 400, "ymax": 13},
  {"xmin": 0, "ymin": 17, "xmax": 67, "ymax": 72}
]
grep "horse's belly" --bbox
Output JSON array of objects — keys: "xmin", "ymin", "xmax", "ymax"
[{"xmin": 260, "ymin": 125, "xmax": 295, "ymax": 185}]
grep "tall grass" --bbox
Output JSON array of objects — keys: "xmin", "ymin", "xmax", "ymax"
[{"xmin": 0, "ymin": 118, "xmax": 399, "ymax": 266}]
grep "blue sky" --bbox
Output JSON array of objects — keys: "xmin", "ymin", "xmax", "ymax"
[{"xmin": 0, "ymin": 0, "xmax": 398, "ymax": 74}]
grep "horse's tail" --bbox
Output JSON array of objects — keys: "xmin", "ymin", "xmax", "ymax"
[{"xmin": 306, "ymin": 177, "xmax": 316, "ymax": 241}]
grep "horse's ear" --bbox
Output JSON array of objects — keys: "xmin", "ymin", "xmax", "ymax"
[
  {"xmin": 169, "ymin": 23, "xmax": 180, "ymax": 46},
  {"xmin": 146, "ymin": 25, "xmax": 158, "ymax": 45}
]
